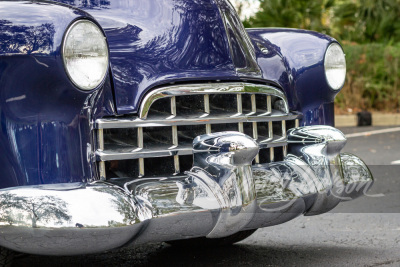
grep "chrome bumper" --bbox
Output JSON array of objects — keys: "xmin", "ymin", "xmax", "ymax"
[{"xmin": 0, "ymin": 126, "xmax": 373, "ymax": 255}]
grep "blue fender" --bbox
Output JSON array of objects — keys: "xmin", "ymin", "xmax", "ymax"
[
  {"xmin": 247, "ymin": 28, "xmax": 339, "ymax": 126},
  {"xmin": 0, "ymin": 1, "xmax": 115, "ymax": 188}
]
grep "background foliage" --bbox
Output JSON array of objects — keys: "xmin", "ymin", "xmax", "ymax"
[
  {"xmin": 237, "ymin": 0, "xmax": 400, "ymax": 112},
  {"xmin": 338, "ymin": 43, "xmax": 400, "ymax": 112}
]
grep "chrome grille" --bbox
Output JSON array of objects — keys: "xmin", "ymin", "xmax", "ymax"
[{"xmin": 95, "ymin": 83, "xmax": 300, "ymax": 180}]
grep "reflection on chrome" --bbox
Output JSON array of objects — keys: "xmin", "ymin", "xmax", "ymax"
[
  {"xmin": 287, "ymin": 126, "xmax": 347, "ymax": 215},
  {"xmin": 189, "ymin": 132, "xmax": 259, "ymax": 238},
  {"xmin": 133, "ymin": 82, "xmax": 289, "ymax": 120},
  {"xmin": 338, "ymin": 153, "xmax": 374, "ymax": 201},
  {"xmin": 0, "ymin": 128, "xmax": 374, "ymax": 255}
]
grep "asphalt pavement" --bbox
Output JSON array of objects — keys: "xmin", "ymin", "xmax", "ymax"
[{"xmin": 13, "ymin": 126, "xmax": 400, "ymax": 267}]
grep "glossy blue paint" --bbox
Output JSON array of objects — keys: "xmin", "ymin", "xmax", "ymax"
[
  {"xmin": 64, "ymin": 0, "xmax": 337, "ymax": 124},
  {"xmin": 0, "ymin": 0, "xmax": 340, "ymax": 189},
  {"xmin": 215, "ymin": 0, "xmax": 262, "ymax": 78},
  {"xmin": 56, "ymin": 0, "xmax": 338, "ymax": 125},
  {"xmin": 64, "ymin": 0, "xmax": 241, "ymax": 114},
  {"xmin": 0, "ymin": 1, "xmax": 116, "ymax": 188},
  {"xmin": 247, "ymin": 28, "xmax": 338, "ymax": 126}
]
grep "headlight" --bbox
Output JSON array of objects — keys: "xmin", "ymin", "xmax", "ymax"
[
  {"xmin": 62, "ymin": 20, "xmax": 109, "ymax": 90},
  {"xmin": 324, "ymin": 43, "xmax": 346, "ymax": 90}
]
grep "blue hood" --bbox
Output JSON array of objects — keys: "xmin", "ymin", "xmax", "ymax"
[
  {"xmin": 56, "ymin": 0, "xmax": 256, "ymax": 114},
  {"xmin": 52, "ymin": 0, "xmax": 336, "ymax": 123}
]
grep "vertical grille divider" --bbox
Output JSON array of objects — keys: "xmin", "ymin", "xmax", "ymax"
[
  {"xmin": 269, "ymin": 120, "xmax": 274, "ymax": 162},
  {"xmin": 237, "ymin": 94, "xmax": 244, "ymax": 133},
  {"xmin": 267, "ymin": 96, "xmax": 273, "ymax": 142},
  {"xmin": 251, "ymin": 94, "xmax": 259, "ymax": 163},
  {"xmin": 282, "ymin": 120, "xmax": 287, "ymax": 157},
  {"xmin": 97, "ymin": 129, "xmax": 106, "ymax": 180},
  {"xmin": 270, "ymin": 147, "xmax": 275, "ymax": 162},
  {"xmin": 251, "ymin": 94, "xmax": 257, "ymax": 114},
  {"xmin": 204, "ymin": 94, "xmax": 211, "ymax": 134},
  {"xmin": 267, "ymin": 95, "xmax": 274, "ymax": 162},
  {"xmin": 171, "ymin": 96, "xmax": 180, "ymax": 174},
  {"xmin": 268, "ymin": 121, "xmax": 273, "ymax": 140},
  {"xmin": 282, "ymin": 120, "xmax": 287, "ymax": 138},
  {"xmin": 138, "ymin": 127, "xmax": 145, "ymax": 177},
  {"xmin": 267, "ymin": 95, "xmax": 272, "ymax": 114}
]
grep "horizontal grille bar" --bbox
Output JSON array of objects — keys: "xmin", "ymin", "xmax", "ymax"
[
  {"xmin": 96, "ymin": 111, "xmax": 299, "ymax": 129},
  {"xmin": 96, "ymin": 135, "xmax": 288, "ymax": 161}
]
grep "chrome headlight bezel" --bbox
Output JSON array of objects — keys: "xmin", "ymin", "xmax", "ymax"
[
  {"xmin": 62, "ymin": 19, "xmax": 109, "ymax": 91},
  {"xmin": 324, "ymin": 42, "xmax": 346, "ymax": 91}
]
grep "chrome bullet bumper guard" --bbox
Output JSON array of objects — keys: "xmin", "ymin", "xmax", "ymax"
[{"xmin": 0, "ymin": 126, "xmax": 373, "ymax": 255}]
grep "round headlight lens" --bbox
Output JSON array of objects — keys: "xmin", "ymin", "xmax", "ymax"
[
  {"xmin": 63, "ymin": 20, "xmax": 109, "ymax": 90},
  {"xmin": 324, "ymin": 43, "xmax": 346, "ymax": 90}
]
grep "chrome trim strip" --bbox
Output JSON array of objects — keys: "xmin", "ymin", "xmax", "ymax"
[
  {"xmin": 96, "ymin": 112, "xmax": 298, "ymax": 129},
  {"xmin": 237, "ymin": 93, "xmax": 243, "ymax": 114},
  {"xmin": 97, "ymin": 129, "xmax": 104, "ymax": 151},
  {"xmin": 251, "ymin": 94, "xmax": 256, "ymax": 113},
  {"xmin": 171, "ymin": 96, "xmax": 177, "ymax": 116},
  {"xmin": 172, "ymin": 126, "xmax": 178, "ymax": 147},
  {"xmin": 251, "ymin": 94, "xmax": 259, "ymax": 162},
  {"xmin": 206, "ymin": 124, "xmax": 212, "ymax": 134},
  {"xmin": 204, "ymin": 94, "xmax": 210, "ymax": 114},
  {"xmin": 99, "ymin": 161, "xmax": 106, "ymax": 181},
  {"xmin": 97, "ymin": 145, "xmax": 193, "ymax": 161},
  {"xmin": 204, "ymin": 94, "xmax": 211, "ymax": 134},
  {"xmin": 137, "ymin": 127, "xmax": 144, "ymax": 148},
  {"xmin": 270, "ymin": 147, "xmax": 275, "ymax": 162},
  {"xmin": 96, "ymin": 136, "xmax": 288, "ymax": 161},
  {"xmin": 253, "ymin": 121, "xmax": 259, "ymax": 163},
  {"xmin": 171, "ymin": 96, "xmax": 180, "ymax": 173},
  {"xmin": 137, "ymin": 82, "xmax": 288, "ymax": 119},
  {"xmin": 282, "ymin": 120, "xmax": 286, "ymax": 138},
  {"xmin": 137, "ymin": 127, "xmax": 145, "ymax": 177},
  {"xmin": 97, "ymin": 129, "xmax": 106, "ymax": 180},
  {"xmin": 237, "ymin": 94, "xmax": 244, "ymax": 133},
  {"xmin": 268, "ymin": 121, "xmax": 273, "ymax": 138}
]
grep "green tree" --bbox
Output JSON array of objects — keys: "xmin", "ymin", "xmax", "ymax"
[
  {"xmin": 244, "ymin": 0, "xmax": 335, "ymax": 33},
  {"xmin": 0, "ymin": 193, "xmax": 71, "ymax": 228},
  {"xmin": 333, "ymin": 0, "xmax": 400, "ymax": 43}
]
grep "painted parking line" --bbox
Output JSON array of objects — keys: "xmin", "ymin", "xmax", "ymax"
[
  {"xmin": 390, "ymin": 160, "xmax": 400, "ymax": 165},
  {"xmin": 346, "ymin": 127, "xmax": 400, "ymax": 138}
]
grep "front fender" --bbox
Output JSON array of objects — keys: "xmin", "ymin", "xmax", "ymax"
[
  {"xmin": 0, "ymin": 1, "xmax": 115, "ymax": 188},
  {"xmin": 248, "ymin": 28, "xmax": 338, "ymax": 126}
]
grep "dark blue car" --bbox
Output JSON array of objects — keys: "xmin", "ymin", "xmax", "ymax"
[{"xmin": 0, "ymin": 0, "xmax": 373, "ymax": 263}]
